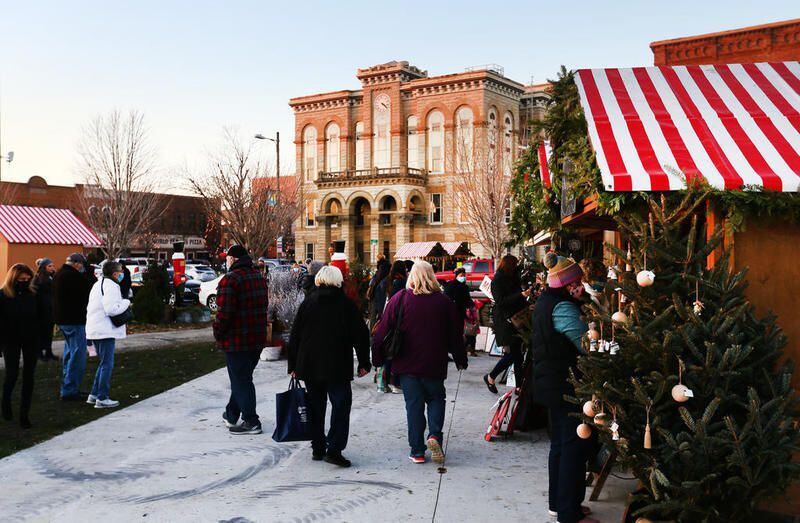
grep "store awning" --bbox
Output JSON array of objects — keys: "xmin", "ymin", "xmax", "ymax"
[
  {"xmin": 439, "ymin": 242, "xmax": 473, "ymax": 257},
  {"xmin": 394, "ymin": 241, "xmax": 440, "ymax": 259},
  {"xmin": 0, "ymin": 205, "xmax": 101, "ymax": 246},
  {"xmin": 574, "ymin": 62, "xmax": 800, "ymax": 192},
  {"xmin": 394, "ymin": 241, "xmax": 473, "ymax": 260}
]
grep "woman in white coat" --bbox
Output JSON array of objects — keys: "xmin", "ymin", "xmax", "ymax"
[{"xmin": 85, "ymin": 261, "xmax": 131, "ymax": 408}]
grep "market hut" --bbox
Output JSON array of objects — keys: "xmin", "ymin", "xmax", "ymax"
[
  {"xmin": 562, "ymin": 61, "xmax": 800, "ymax": 382},
  {"xmin": 0, "ymin": 205, "xmax": 101, "ymax": 279},
  {"xmin": 393, "ymin": 241, "xmax": 472, "ymax": 270}
]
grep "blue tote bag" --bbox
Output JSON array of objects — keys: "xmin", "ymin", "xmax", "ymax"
[{"xmin": 272, "ymin": 378, "xmax": 313, "ymax": 442}]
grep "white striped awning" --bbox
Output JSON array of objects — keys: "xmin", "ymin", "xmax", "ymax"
[
  {"xmin": 0, "ymin": 205, "xmax": 101, "ymax": 246},
  {"xmin": 574, "ymin": 62, "xmax": 800, "ymax": 192},
  {"xmin": 394, "ymin": 241, "xmax": 440, "ymax": 259}
]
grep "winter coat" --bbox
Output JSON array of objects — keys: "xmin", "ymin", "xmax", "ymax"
[
  {"xmin": 213, "ymin": 256, "xmax": 269, "ymax": 352},
  {"xmin": 34, "ymin": 275, "xmax": 55, "ymax": 325},
  {"xmin": 85, "ymin": 278, "xmax": 131, "ymax": 340},
  {"xmin": 444, "ymin": 279, "xmax": 472, "ymax": 321},
  {"xmin": 287, "ymin": 286, "xmax": 371, "ymax": 382},
  {"xmin": 53, "ymin": 264, "xmax": 96, "ymax": 325},
  {"xmin": 372, "ymin": 289, "xmax": 467, "ymax": 381},
  {"xmin": 0, "ymin": 287, "xmax": 41, "ymax": 349},
  {"xmin": 490, "ymin": 269, "xmax": 527, "ymax": 346}
]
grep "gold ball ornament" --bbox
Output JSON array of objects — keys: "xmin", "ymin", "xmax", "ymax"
[
  {"xmin": 611, "ymin": 311, "xmax": 628, "ymax": 323},
  {"xmin": 582, "ymin": 400, "xmax": 596, "ymax": 417},
  {"xmin": 576, "ymin": 423, "xmax": 592, "ymax": 439},
  {"xmin": 587, "ymin": 328, "xmax": 600, "ymax": 341},
  {"xmin": 671, "ymin": 384, "xmax": 693, "ymax": 402},
  {"xmin": 636, "ymin": 270, "xmax": 656, "ymax": 287}
]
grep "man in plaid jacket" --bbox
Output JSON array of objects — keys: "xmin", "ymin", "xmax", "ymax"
[{"xmin": 213, "ymin": 245, "xmax": 268, "ymax": 435}]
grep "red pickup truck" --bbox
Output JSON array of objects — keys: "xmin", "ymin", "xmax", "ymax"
[{"xmin": 435, "ymin": 259, "xmax": 495, "ymax": 291}]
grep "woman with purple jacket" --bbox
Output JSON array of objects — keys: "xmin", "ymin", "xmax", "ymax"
[{"xmin": 372, "ymin": 261, "xmax": 468, "ymax": 464}]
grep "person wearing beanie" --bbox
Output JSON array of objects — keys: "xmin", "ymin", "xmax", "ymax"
[
  {"xmin": 532, "ymin": 251, "xmax": 596, "ymax": 523},
  {"xmin": 33, "ymin": 258, "xmax": 57, "ymax": 361},
  {"xmin": 213, "ymin": 245, "xmax": 268, "ymax": 435},
  {"xmin": 483, "ymin": 254, "xmax": 531, "ymax": 394}
]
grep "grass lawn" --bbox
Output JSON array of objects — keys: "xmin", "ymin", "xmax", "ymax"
[{"xmin": 0, "ymin": 342, "xmax": 224, "ymax": 459}]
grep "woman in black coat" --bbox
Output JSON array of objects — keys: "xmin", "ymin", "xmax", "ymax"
[
  {"xmin": 0, "ymin": 264, "xmax": 41, "ymax": 428},
  {"xmin": 33, "ymin": 259, "xmax": 57, "ymax": 361},
  {"xmin": 287, "ymin": 265, "xmax": 371, "ymax": 468},
  {"xmin": 484, "ymin": 255, "xmax": 531, "ymax": 393}
]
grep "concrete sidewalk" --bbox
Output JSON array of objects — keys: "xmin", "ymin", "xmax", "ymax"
[
  {"xmin": 0, "ymin": 327, "xmax": 214, "ymax": 369},
  {"xmin": 0, "ymin": 355, "xmax": 633, "ymax": 522}
]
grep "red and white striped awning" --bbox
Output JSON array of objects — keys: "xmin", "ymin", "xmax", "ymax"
[
  {"xmin": 575, "ymin": 62, "xmax": 800, "ymax": 192},
  {"xmin": 394, "ymin": 241, "xmax": 440, "ymax": 260},
  {"xmin": 0, "ymin": 205, "xmax": 101, "ymax": 246}
]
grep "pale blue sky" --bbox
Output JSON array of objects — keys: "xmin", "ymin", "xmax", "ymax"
[{"xmin": 0, "ymin": 1, "xmax": 797, "ymax": 190}]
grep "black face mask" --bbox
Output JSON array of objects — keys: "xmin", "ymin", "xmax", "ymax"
[{"xmin": 15, "ymin": 281, "xmax": 29, "ymax": 294}]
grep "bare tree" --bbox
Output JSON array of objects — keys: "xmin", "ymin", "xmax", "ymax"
[
  {"xmin": 77, "ymin": 110, "xmax": 165, "ymax": 259},
  {"xmin": 188, "ymin": 130, "xmax": 299, "ymax": 258},
  {"xmin": 451, "ymin": 120, "xmax": 514, "ymax": 262}
]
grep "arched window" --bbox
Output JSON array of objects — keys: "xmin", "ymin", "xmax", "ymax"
[
  {"xmin": 487, "ymin": 109, "xmax": 498, "ymax": 150},
  {"xmin": 455, "ymin": 107, "xmax": 473, "ymax": 173},
  {"xmin": 503, "ymin": 112, "xmax": 514, "ymax": 176},
  {"xmin": 427, "ymin": 111, "xmax": 444, "ymax": 174},
  {"xmin": 407, "ymin": 116, "xmax": 420, "ymax": 169},
  {"xmin": 325, "ymin": 123, "xmax": 340, "ymax": 172},
  {"xmin": 355, "ymin": 122, "xmax": 365, "ymax": 170},
  {"xmin": 303, "ymin": 126, "xmax": 317, "ymax": 181},
  {"xmin": 373, "ymin": 95, "xmax": 391, "ymax": 169}
]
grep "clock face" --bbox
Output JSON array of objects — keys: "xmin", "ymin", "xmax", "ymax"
[{"xmin": 374, "ymin": 93, "xmax": 390, "ymax": 114}]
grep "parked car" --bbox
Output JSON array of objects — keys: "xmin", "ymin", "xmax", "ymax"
[
  {"xmin": 117, "ymin": 257, "xmax": 152, "ymax": 275},
  {"xmin": 131, "ymin": 267, "xmax": 200, "ymax": 305},
  {"xmin": 186, "ymin": 264, "xmax": 218, "ymax": 282},
  {"xmin": 434, "ymin": 258, "xmax": 495, "ymax": 291},
  {"xmin": 258, "ymin": 257, "xmax": 291, "ymax": 269},
  {"xmin": 199, "ymin": 275, "xmax": 223, "ymax": 312}
]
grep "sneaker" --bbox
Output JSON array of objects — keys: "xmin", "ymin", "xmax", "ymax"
[
  {"xmin": 324, "ymin": 453, "xmax": 351, "ymax": 468},
  {"xmin": 94, "ymin": 398, "xmax": 120, "ymax": 409},
  {"xmin": 388, "ymin": 384, "xmax": 402, "ymax": 394},
  {"xmin": 549, "ymin": 506, "xmax": 593, "ymax": 518},
  {"xmin": 222, "ymin": 413, "xmax": 239, "ymax": 428},
  {"xmin": 229, "ymin": 422, "xmax": 262, "ymax": 435},
  {"xmin": 408, "ymin": 455, "xmax": 426, "ymax": 464},
  {"xmin": 427, "ymin": 437, "xmax": 444, "ymax": 464},
  {"xmin": 86, "ymin": 395, "xmax": 97, "ymax": 405},
  {"xmin": 312, "ymin": 449, "xmax": 325, "ymax": 461}
]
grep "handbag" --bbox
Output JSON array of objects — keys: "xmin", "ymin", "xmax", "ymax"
[
  {"xmin": 380, "ymin": 290, "xmax": 407, "ymax": 361},
  {"xmin": 272, "ymin": 378, "xmax": 313, "ymax": 442},
  {"xmin": 101, "ymin": 278, "xmax": 133, "ymax": 327},
  {"xmin": 509, "ymin": 305, "xmax": 531, "ymax": 331}
]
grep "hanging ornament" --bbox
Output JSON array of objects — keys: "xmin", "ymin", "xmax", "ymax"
[
  {"xmin": 611, "ymin": 311, "xmax": 627, "ymax": 323},
  {"xmin": 587, "ymin": 321, "xmax": 600, "ymax": 341},
  {"xmin": 692, "ymin": 280, "xmax": 704, "ymax": 316},
  {"xmin": 609, "ymin": 324, "xmax": 620, "ymax": 355},
  {"xmin": 610, "ymin": 406, "xmax": 620, "ymax": 441},
  {"xmin": 671, "ymin": 358, "xmax": 694, "ymax": 402},
  {"xmin": 583, "ymin": 397, "xmax": 597, "ymax": 418},
  {"xmin": 606, "ymin": 266, "xmax": 618, "ymax": 281},
  {"xmin": 637, "ymin": 252, "xmax": 656, "ymax": 287},
  {"xmin": 596, "ymin": 323, "xmax": 606, "ymax": 353},
  {"xmin": 625, "ymin": 242, "xmax": 632, "ymax": 272},
  {"xmin": 643, "ymin": 405, "xmax": 652, "ymax": 449},
  {"xmin": 594, "ymin": 403, "xmax": 608, "ymax": 426},
  {"xmin": 577, "ymin": 423, "xmax": 592, "ymax": 439}
]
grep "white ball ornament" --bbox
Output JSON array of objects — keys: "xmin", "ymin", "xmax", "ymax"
[
  {"xmin": 671, "ymin": 384, "xmax": 694, "ymax": 402},
  {"xmin": 587, "ymin": 328, "xmax": 600, "ymax": 341},
  {"xmin": 582, "ymin": 400, "xmax": 596, "ymax": 417},
  {"xmin": 576, "ymin": 423, "xmax": 592, "ymax": 439},
  {"xmin": 611, "ymin": 311, "xmax": 628, "ymax": 323},
  {"xmin": 637, "ymin": 270, "xmax": 656, "ymax": 287}
]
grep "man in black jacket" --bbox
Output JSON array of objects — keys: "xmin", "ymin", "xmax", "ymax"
[
  {"xmin": 444, "ymin": 267, "xmax": 472, "ymax": 321},
  {"xmin": 53, "ymin": 253, "xmax": 96, "ymax": 401}
]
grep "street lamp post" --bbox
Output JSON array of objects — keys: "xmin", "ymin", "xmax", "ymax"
[{"xmin": 254, "ymin": 132, "xmax": 279, "ymax": 194}]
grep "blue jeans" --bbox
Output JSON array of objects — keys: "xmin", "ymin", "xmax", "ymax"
[
  {"xmin": 305, "ymin": 380, "xmax": 352, "ymax": 454},
  {"xmin": 397, "ymin": 375, "xmax": 446, "ymax": 457},
  {"xmin": 59, "ymin": 324, "xmax": 87, "ymax": 398},
  {"xmin": 548, "ymin": 404, "xmax": 590, "ymax": 523},
  {"xmin": 224, "ymin": 350, "xmax": 261, "ymax": 426},
  {"xmin": 89, "ymin": 338, "xmax": 116, "ymax": 401}
]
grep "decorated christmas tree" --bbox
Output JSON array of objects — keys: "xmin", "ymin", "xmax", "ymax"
[{"xmin": 571, "ymin": 190, "xmax": 799, "ymax": 522}]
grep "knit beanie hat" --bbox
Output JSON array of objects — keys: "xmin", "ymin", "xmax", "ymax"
[
  {"xmin": 227, "ymin": 245, "xmax": 248, "ymax": 259},
  {"xmin": 38, "ymin": 257, "xmax": 53, "ymax": 269},
  {"xmin": 544, "ymin": 252, "xmax": 583, "ymax": 288}
]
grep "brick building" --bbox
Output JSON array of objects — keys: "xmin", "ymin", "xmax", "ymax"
[
  {"xmin": 289, "ymin": 61, "xmax": 549, "ymax": 263},
  {"xmin": 650, "ymin": 17, "xmax": 800, "ymax": 66},
  {"xmin": 0, "ymin": 176, "xmax": 211, "ymax": 261}
]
